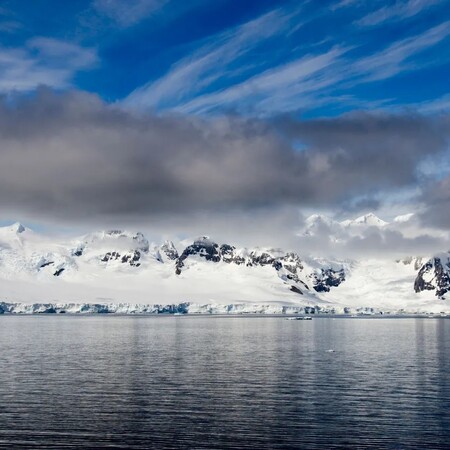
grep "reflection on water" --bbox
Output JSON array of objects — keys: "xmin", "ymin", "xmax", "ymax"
[{"xmin": 0, "ymin": 316, "xmax": 449, "ymax": 449}]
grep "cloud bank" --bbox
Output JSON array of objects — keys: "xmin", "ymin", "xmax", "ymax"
[{"xmin": 0, "ymin": 90, "xmax": 448, "ymax": 230}]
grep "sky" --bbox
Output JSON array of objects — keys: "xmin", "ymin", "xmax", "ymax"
[{"xmin": 0, "ymin": 0, "xmax": 449, "ymax": 254}]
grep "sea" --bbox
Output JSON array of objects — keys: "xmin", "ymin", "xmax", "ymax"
[{"xmin": 0, "ymin": 315, "xmax": 449, "ymax": 449}]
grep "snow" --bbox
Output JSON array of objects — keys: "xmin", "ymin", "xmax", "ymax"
[
  {"xmin": 341, "ymin": 213, "xmax": 388, "ymax": 228},
  {"xmin": 0, "ymin": 221, "xmax": 449, "ymax": 313}
]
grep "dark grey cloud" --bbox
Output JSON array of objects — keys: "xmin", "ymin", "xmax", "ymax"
[
  {"xmin": 0, "ymin": 89, "xmax": 448, "ymax": 226},
  {"xmin": 337, "ymin": 196, "xmax": 381, "ymax": 217},
  {"xmin": 281, "ymin": 112, "xmax": 450, "ymax": 198},
  {"xmin": 419, "ymin": 175, "xmax": 450, "ymax": 228}
]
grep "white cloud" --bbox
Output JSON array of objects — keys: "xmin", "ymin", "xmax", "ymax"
[
  {"xmin": 174, "ymin": 46, "xmax": 348, "ymax": 116},
  {"xmin": 0, "ymin": 38, "xmax": 97, "ymax": 93},
  {"xmin": 171, "ymin": 21, "xmax": 450, "ymax": 116},
  {"xmin": 350, "ymin": 20, "xmax": 450, "ymax": 82},
  {"xmin": 410, "ymin": 94, "xmax": 450, "ymax": 114},
  {"xmin": 356, "ymin": 0, "xmax": 445, "ymax": 27},
  {"xmin": 296, "ymin": 212, "xmax": 450, "ymax": 259},
  {"xmin": 93, "ymin": 0, "xmax": 167, "ymax": 27},
  {"xmin": 123, "ymin": 7, "xmax": 301, "ymax": 111},
  {"xmin": 122, "ymin": 7, "xmax": 450, "ymax": 117}
]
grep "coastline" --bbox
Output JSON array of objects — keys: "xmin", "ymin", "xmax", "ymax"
[{"xmin": 1, "ymin": 301, "xmax": 449, "ymax": 317}]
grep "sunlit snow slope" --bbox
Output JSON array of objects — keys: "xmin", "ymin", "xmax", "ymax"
[{"xmin": 0, "ymin": 216, "xmax": 449, "ymax": 313}]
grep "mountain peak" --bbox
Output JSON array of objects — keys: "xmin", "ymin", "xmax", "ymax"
[
  {"xmin": 80, "ymin": 229, "xmax": 150, "ymax": 253},
  {"xmin": 305, "ymin": 214, "xmax": 333, "ymax": 225},
  {"xmin": 9, "ymin": 222, "xmax": 26, "ymax": 234},
  {"xmin": 160, "ymin": 240, "xmax": 179, "ymax": 261},
  {"xmin": 341, "ymin": 213, "xmax": 388, "ymax": 227},
  {"xmin": 193, "ymin": 236, "xmax": 216, "ymax": 246}
]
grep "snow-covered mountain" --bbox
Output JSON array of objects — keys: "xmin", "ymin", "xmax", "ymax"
[
  {"xmin": 0, "ymin": 216, "xmax": 448, "ymax": 314},
  {"xmin": 302, "ymin": 212, "xmax": 410, "ymax": 238},
  {"xmin": 340, "ymin": 212, "xmax": 388, "ymax": 228},
  {"xmin": 414, "ymin": 253, "xmax": 450, "ymax": 298},
  {"xmin": 0, "ymin": 223, "xmax": 346, "ymax": 306}
]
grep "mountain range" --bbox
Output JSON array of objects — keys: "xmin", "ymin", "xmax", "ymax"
[{"xmin": 0, "ymin": 213, "xmax": 449, "ymax": 314}]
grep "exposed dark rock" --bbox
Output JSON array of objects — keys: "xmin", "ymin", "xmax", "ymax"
[
  {"xmin": 102, "ymin": 251, "xmax": 120, "ymax": 262},
  {"xmin": 173, "ymin": 238, "xmax": 345, "ymax": 294},
  {"xmin": 220, "ymin": 244, "xmax": 245, "ymax": 265},
  {"xmin": 290, "ymin": 285, "xmax": 303, "ymax": 295},
  {"xmin": 414, "ymin": 256, "xmax": 450, "ymax": 298},
  {"xmin": 282, "ymin": 252, "xmax": 304, "ymax": 272},
  {"xmin": 102, "ymin": 250, "xmax": 141, "ymax": 267},
  {"xmin": 39, "ymin": 261, "xmax": 54, "ymax": 268},
  {"xmin": 313, "ymin": 268, "xmax": 345, "ymax": 292},
  {"xmin": 53, "ymin": 268, "xmax": 65, "ymax": 276},
  {"xmin": 160, "ymin": 241, "xmax": 179, "ymax": 261},
  {"xmin": 176, "ymin": 237, "xmax": 221, "ymax": 274},
  {"xmin": 247, "ymin": 251, "xmax": 277, "ymax": 267}
]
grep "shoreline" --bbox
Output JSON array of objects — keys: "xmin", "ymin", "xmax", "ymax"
[{"xmin": 1, "ymin": 301, "xmax": 449, "ymax": 316}]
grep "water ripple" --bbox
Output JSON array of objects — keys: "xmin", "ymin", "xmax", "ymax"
[{"xmin": 0, "ymin": 316, "xmax": 449, "ymax": 449}]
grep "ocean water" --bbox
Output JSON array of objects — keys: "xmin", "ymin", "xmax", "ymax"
[{"xmin": 0, "ymin": 315, "xmax": 449, "ymax": 449}]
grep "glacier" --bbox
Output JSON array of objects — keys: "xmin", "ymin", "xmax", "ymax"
[{"xmin": 0, "ymin": 214, "xmax": 449, "ymax": 314}]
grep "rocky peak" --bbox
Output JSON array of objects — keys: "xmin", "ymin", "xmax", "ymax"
[
  {"xmin": 414, "ymin": 254, "xmax": 450, "ymax": 298},
  {"xmin": 175, "ymin": 237, "xmax": 221, "ymax": 274},
  {"xmin": 341, "ymin": 212, "xmax": 388, "ymax": 227},
  {"xmin": 313, "ymin": 268, "xmax": 346, "ymax": 292},
  {"xmin": 160, "ymin": 240, "xmax": 179, "ymax": 261},
  {"xmin": 11, "ymin": 222, "xmax": 26, "ymax": 234},
  {"xmin": 220, "ymin": 244, "xmax": 245, "ymax": 265}
]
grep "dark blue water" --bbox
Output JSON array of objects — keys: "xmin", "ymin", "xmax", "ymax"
[{"xmin": 0, "ymin": 316, "xmax": 449, "ymax": 449}]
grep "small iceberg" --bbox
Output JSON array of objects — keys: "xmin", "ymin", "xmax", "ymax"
[{"xmin": 286, "ymin": 316, "xmax": 312, "ymax": 321}]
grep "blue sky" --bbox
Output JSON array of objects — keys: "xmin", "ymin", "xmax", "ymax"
[
  {"xmin": 1, "ymin": 0, "xmax": 449, "ymax": 117},
  {"xmin": 0, "ymin": 0, "xmax": 449, "ymax": 245}
]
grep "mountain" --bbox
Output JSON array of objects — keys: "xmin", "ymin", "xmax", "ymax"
[
  {"xmin": 340, "ymin": 212, "xmax": 388, "ymax": 228},
  {"xmin": 414, "ymin": 253, "xmax": 450, "ymax": 298},
  {"xmin": 0, "ymin": 223, "xmax": 347, "ymax": 307},
  {"xmin": 0, "ymin": 219, "xmax": 448, "ymax": 313},
  {"xmin": 302, "ymin": 212, "xmax": 390, "ymax": 240}
]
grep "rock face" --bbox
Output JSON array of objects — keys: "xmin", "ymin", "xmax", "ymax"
[
  {"xmin": 0, "ymin": 223, "xmax": 347, "ymax": 301},
  {"xmin": 175, "ymin": 237, "xmax": 221, "ymax": 274},
  {"xmin": 173, "ymin": 236, "xmax": 346, "ymax": 293},
  {"xmin": 101, "ymin": 250, "xmax": 142, "ymax": 267},
  {"xmin": 414, "ymin": 254, "xmax": 450, "ymax": 298},
  {"xmin": 313, "ymin": 268, "xmax": 346, "ymax": 292},
  {"xmin": 160, "ymin": 241, "xmax": 179, "ymax": 261}
]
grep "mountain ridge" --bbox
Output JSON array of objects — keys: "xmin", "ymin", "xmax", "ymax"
[{"xmin": 0, "ymin": 218, "xmax": 448, "ymax": 312}]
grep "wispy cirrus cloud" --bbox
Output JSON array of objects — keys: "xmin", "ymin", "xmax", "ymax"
[
  {"xmin": 349, "ymin": 20, "xmax": 450, "ymax": 81},
  {"xmin": 123, "ymin": 6, "xmax": 303, "ymax": 111},
  {"xmin": 0, "ymin": 4, "xmax": 21, "ymax": 34},
  {"xmin": 165, "ymin": 20, "xmax": 450, "ymax": 116},
  {"xmin": 174, "ymin": 46, "xmax": 348, "ymax": 115},
  {"xmin": 332, "ymin": 0, "xmax": 363, "ymax": 10},
  {"xmin": 356, "ymin": 0, "xmax": 445, "ymax": 27},
  {"xmin": 0, "ymin": 38, "xmax": 97, "ymax": 93},
  {"xmin": 412, "ymin": 94, "xmax": 450, "ymax": 114},
  {"xmin": 120, "ymin": 0, "xmax": 450, "ymax": 118},
  {"xmin": 93, "ymin": 0, "xmax": 168, "ymax": 27}
]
